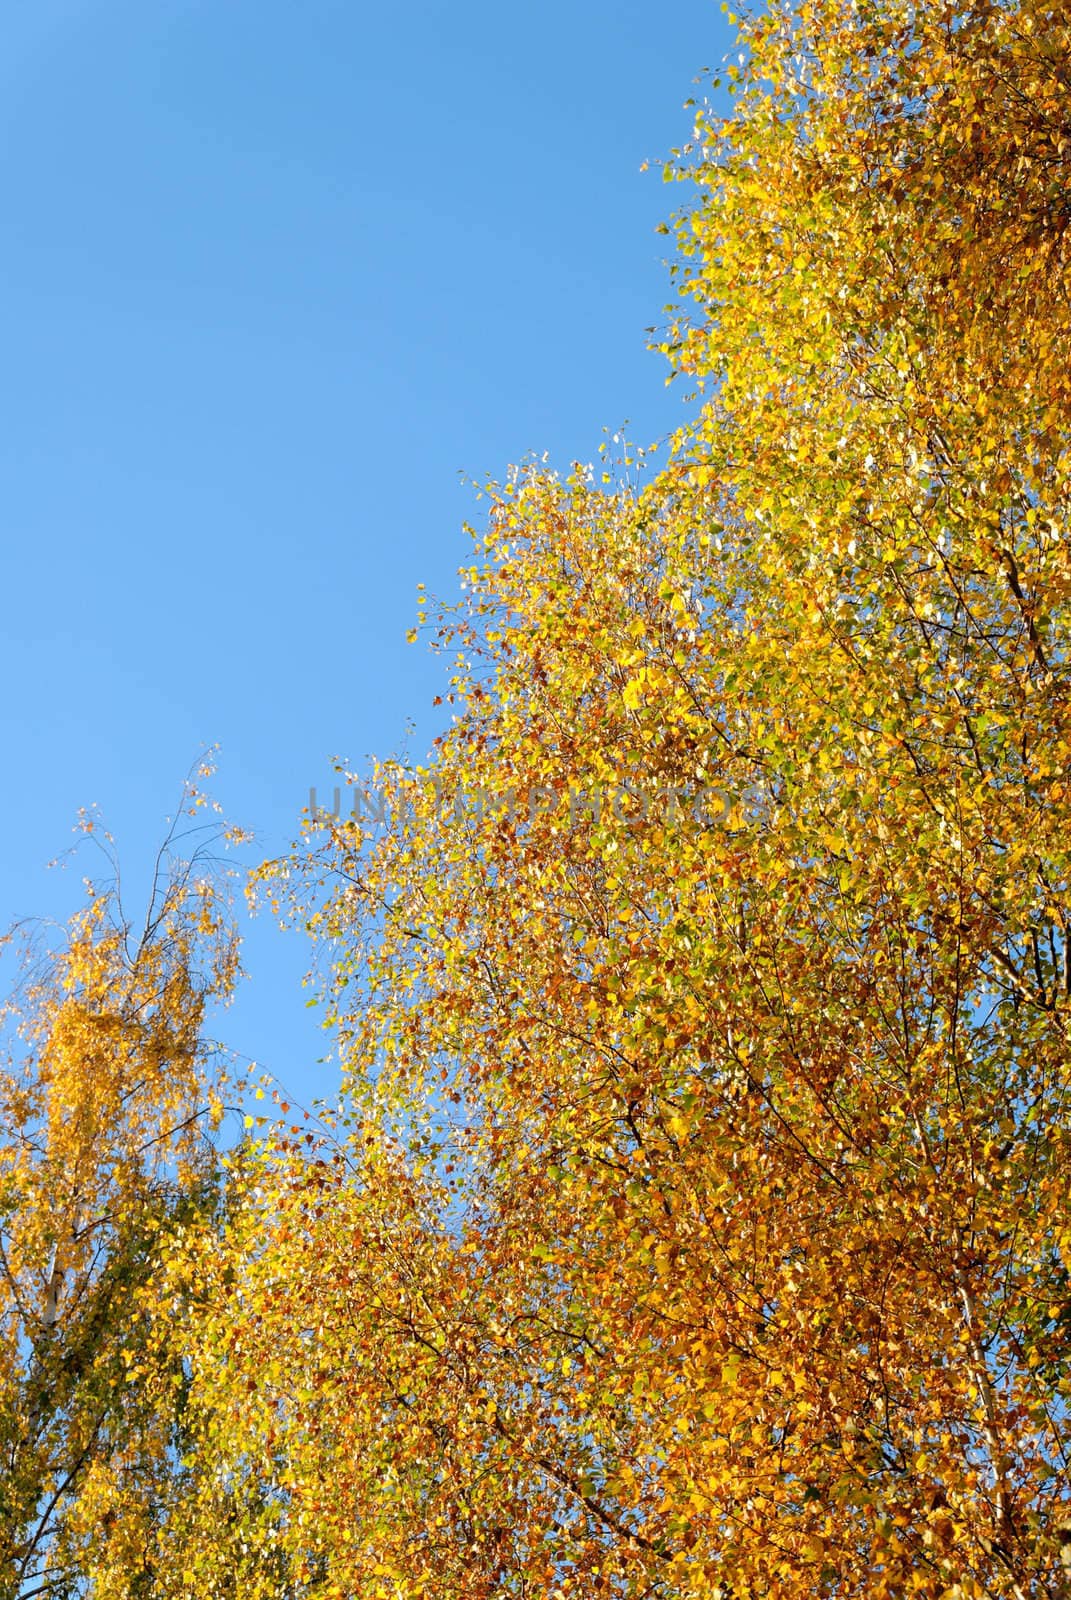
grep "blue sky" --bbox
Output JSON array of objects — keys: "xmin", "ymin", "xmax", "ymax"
[{"xmin": 1, "ymin": 0, "xmax": 728, "ymax": 1106}]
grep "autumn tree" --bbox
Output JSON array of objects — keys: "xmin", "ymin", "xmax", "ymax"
[
  {"xmin": 142, "ymin": 2, "xmax": 1071, "ymax": 1597},
  {"xmin": 0, "ymin": 802, "xmax": 239, "ymax": 1599}
]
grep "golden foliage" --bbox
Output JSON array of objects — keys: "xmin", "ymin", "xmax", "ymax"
[
  {"xmin": 0, "ymin": 811, "xmax": 239, "ymax": 1597},
  {"xmin": 35, "ymin": 3, "xmax": 1071, "ymax": 1596}
]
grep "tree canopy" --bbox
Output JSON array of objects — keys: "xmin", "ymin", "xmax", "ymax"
[
  {"xmin": 5, "ymin": 2, "xmax": 1071, "ymax": 1596},
  {"xmin": 0, "ymin": 806, "xmax": 239, "ymax": 1599}
]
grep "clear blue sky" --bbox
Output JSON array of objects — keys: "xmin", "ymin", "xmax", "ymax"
[{"xmin": 0, "ymin": 0, "xmax": 728, "ymax": 1106}]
